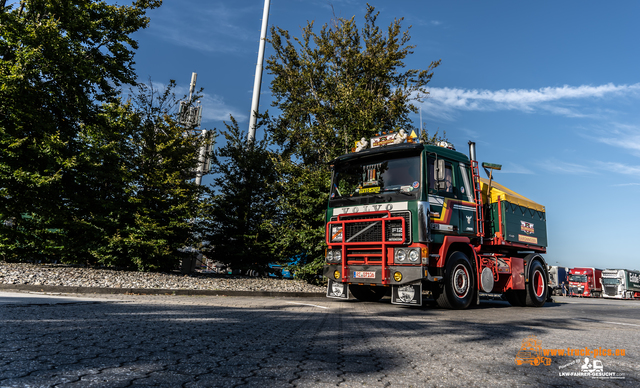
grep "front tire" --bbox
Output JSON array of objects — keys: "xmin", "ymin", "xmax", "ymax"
[
  {"xmin": 349, "ymin": 285, "xmax": 387, "ymax": 302},
  {"xmin": 525, "ymin": 260, "xmax": 548, "ymax": 307},
  {"xmin": 436, "ymin": 251, "xmax": 475, "ymax": 309}
]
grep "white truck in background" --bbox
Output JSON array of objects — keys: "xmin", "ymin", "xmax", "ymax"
[{"xmin": 601, "ymin": 269, "xmax": 640, "ymax": 299}]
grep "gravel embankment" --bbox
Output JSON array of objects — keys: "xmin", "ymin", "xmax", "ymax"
[{"xmin": 0, "ymin": 262, "xmax": 325, "ymax": 293}]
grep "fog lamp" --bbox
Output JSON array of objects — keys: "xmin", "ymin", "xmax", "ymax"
[
  {"xmin": 334, "ymin": 270, "xmax": 341, "ymax": 280},
  {"xmin": 393, "ymin": 272, "xmax": 403, "ymax": 282}
]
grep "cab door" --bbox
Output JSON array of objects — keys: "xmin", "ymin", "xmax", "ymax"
[
  {"xmin": 456, "ymin": 163, "xmax": 476, "ymax": 235},
  {"xmin": 428, "ymin": 156, "xmax": 463, "ymax": 235}
]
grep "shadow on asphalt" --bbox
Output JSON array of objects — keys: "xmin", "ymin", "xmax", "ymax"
[{"xmin": 0, "ymin": 295, "xmax": 612, "ymax": 387}]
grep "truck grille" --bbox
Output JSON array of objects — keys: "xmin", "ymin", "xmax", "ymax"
[
  {"xmin": 346, "ymin": 247, "xmax": 383, "ymax": 263},
  {"xmin": 331, "ymin": 211, "xmax": 411, "ymax": 244},
  {"xmin": 604, "ymin": 286, "xmax": 618, "ymax": 296}
]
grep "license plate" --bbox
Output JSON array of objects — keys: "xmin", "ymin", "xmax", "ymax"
[{"xmin": 353, "ymin": 271, "xmax": 376, "ymax": 279}]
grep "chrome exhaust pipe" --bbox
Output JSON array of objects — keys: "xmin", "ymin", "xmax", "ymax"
[{"xmin": 468, "ymin": 141, "xmax": 477, "ymax": 161}]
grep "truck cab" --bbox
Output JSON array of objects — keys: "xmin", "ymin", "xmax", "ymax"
[
  {"xmin": 567, "ymin": 267, "xmax": 602, "ymax": 297},
  {"xmin": 323, "ymin": 133, "xmax": 549, "ymax": 309},
  {"xmin": 602, "ymin": 269, "xmax": 640, "ymax": 299}
]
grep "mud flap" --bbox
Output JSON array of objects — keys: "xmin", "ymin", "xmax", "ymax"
[
  {"xmin": 391, "ymin": 282, "xmax": 422, "ymax": 306},
  {"xmin": 327, "ymin": 279, "xmax": 349, "ymax": 299}
]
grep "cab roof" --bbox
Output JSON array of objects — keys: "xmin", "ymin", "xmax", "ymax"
[{"xmin": 330, "ymin": 143, "xmax": 471, "ymax": 165}]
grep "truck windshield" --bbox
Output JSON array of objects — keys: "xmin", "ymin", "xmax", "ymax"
[
  {"xmin": 330, "ymin": 154, "xmax": 421, "ymax": 204},
  {"xmin": 602, "ymin": 278, "xmax": 620, "ymax": 285},
  {"xmin": 569, "ymin": 274, "xmax": 587, "ymax": 283}
]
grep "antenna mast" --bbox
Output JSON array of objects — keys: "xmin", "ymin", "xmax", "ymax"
[{"xmin": 178, "ymin": 72, "xmax": 208, "ymax": 186}]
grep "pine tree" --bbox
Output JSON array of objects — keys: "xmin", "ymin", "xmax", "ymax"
[
  {"xmin": 203, "ymin": 116, "xmax": 277, "ymax": 273},
  {"xmin": 265, "ymin": 5, "xmax": 440, "ymax": 280}
]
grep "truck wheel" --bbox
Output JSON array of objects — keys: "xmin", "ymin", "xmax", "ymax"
[
  {"xmin": 349, "ymin": 285, "xmax": 387, "ymax": 302},
  {"xmin": 505, "ymin": 290, "xmax": 526, "ymax": 307},
  {"xmin": 525, "ymin": 260, "xmax": 548, "ymax": 307},
  {"xmin": 436, "ymin": 251, "xmax": 474, "ymax": 309}
]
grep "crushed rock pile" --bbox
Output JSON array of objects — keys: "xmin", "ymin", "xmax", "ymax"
[{"xmin": 0, "ymin": 262, "xmax": 325, "ymax": 293}]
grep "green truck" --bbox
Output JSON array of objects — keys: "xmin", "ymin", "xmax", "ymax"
[
  {"xmin": 323, "ymin": 134, "xmax": 549, "ymax": 309},
  {"xmin": 602, "ymin": 269, "xmax": 640, "ymax": 299}
]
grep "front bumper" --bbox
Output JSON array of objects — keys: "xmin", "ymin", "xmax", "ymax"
[{"xmin": 323, "ymin": 264, "xmax": 425, "ymax": 285}]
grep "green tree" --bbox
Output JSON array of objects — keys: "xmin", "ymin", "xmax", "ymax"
[
  {"xmin": 0, "ymin": 0, "xmax": 161, "ymax": 261},
  {"xmin": 203, "ymin": 116, "xmax": 277, "ymax": 273},
  {"xmin": 266, "ymin": 5, "xmax": 440, "ymax": 281},
  {"xmin": 90, "ymin": 80, "xmax": 210, "ymax": 271}
]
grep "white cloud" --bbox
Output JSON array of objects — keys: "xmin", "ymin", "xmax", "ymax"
[
  {"xmin": 500, "ymin": 162, "xmax": 535, "ymax": 175},
  {"xmin": 536, "ymin": 158, "xmax": 640, "ymax": 179},
  {"xmin": 419, "ymin": 83, "xmax": 640, "ymax": 120},
  {"xmin": 538, "ymin": 158, "xmax": 595, "ymax": 175},
  {"xmin": 589, "ymin": 123, "xmax": 640, "ymax": 154},
  {"xmin": 597, "ymin": 162, "xmax": 640, "ymax": 177},
  {"xmin": 199, "ymin": 94, "xmax": 247, "ymax": 123}
]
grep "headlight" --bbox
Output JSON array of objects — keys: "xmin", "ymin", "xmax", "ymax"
[
  {"xmin": 326, "ymin": 250, "xmax": 334, "ymax": 262},
  {"xmin": 326, "ymin": 249, "xmax": 341, "ymax": 263},
  {"xmin": 395, "ymin": 249, "xmax": 407, "ymax": 262},
  {"xmin": 409, "ymin": 249, "xmax": 419, "ymax": 262}
]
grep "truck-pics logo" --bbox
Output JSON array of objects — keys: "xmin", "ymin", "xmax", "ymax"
[
  {"xmin": 515, "ymin": 336, "xmax": 627, "ymax": 379},
  {"xmin": 520, "ymin": 221, "xmax": 534, "ymax": 235},
  {"xmin": 515, "ymin": 336, "xmax": 551, "ymax": 366}
]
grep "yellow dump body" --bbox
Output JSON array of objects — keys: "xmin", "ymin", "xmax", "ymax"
[{"xmin": 479, "ymin": 178, "xmax": 545, "ymax": 212}]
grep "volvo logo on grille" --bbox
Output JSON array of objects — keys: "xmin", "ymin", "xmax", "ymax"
[{"xmin": 335, "ymin": 202, "xmax": 409, "ymax": 214}]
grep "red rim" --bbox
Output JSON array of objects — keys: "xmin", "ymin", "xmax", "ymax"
[
  {"xmin": 533, "ymin": 270, "xmax": 544, "ymax": 298},
  {"xmin": 453, "ymin": 264, "xmax": 470, "ymax": 298}
]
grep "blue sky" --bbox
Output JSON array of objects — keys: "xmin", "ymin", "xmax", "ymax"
[{"xmin": 131, "ymin": 0, "xmax": 640, "ymax": 271}]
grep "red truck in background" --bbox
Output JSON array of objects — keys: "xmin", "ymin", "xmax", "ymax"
[{"xmin": 568, "ymin": 267, "xmax": 602, "ymax": 297}]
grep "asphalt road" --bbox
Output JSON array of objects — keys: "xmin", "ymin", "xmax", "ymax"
[{"xmin": 1, "ymin": 292, "xmax": 639, "ymax": 387}]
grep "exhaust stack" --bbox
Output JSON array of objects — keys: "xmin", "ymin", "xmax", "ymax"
[{"xmin": 468, "ymin": 141, "xmax": 477, "ymax": 162}]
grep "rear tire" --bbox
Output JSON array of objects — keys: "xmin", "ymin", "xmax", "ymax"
[
  {"xmin": 436, "ymin": 251, "xmax": 475, "ymax": 309},
  {"xmin": 349, "ymin": 285, "xmax": 387, "ymax": 302},
  {"xmin": 525, "ymin": 260, "xmax": 548, "ymax": 307}
]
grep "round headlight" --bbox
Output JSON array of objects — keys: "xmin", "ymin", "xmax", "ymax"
[
  {"xmin": 396, "ymin": 249, "xmax": 406, "ymax": 262},
  {"xmin": 333, "ymin": 250, "xmax": 341, "ymax": 262},
  {"xmin": 326, "ymin": 250, "xmax": 334, "ymax": 262},
  {"xmin": 409, "ymin": 249, "xmax": 419, "ymax": 262}
]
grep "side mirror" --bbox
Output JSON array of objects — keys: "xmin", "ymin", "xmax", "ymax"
[
  {"xmin": 436, "ymin": 159, "xmax": 446, "ymax": 181},
  {"xmin": 436, "ymin": 159, "xmax": 446, "ymax": 190}
]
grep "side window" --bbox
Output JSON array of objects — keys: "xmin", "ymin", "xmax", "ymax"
[
  {"xmin": 428, "ymin": 156, "xmax": 455, "ymax": 198},
  {"xmin": 428, "ymin": 157, "xmax": 436, "ymax": 192},
  {"xmin": 442, "ymin": 162, "xmax": 454, "ymax": 197},
  {"xmin": 459, "ymin": 163, "xmax": 474, "ymax": 202}
]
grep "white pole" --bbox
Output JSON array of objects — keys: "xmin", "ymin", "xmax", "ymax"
[
  {"xmin": 247, "ymin": 0, "xmax": 271, "ymax": 142},
  {"xmin": 188, "ymin": 72, "xmax": 197, "ymax": 101},
  {"xmin": 195, "ymin": 129, "xmax": 208, "ymax": 186}
]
